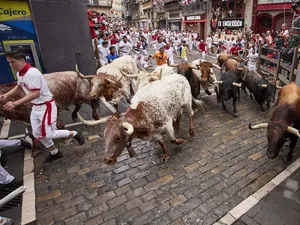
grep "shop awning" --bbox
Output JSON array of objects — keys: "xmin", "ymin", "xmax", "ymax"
[{"xmin": 183, "ymin": 19, "xmax": 207, "ymax": 23}]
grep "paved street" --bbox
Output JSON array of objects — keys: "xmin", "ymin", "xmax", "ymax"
[
  {"xmin": 33, "ymin": 72, "xmax": 300, "ymax": 225},
  {"xmin": 233, "ymin": 167, "xmax": 300, "ymax": 225}
]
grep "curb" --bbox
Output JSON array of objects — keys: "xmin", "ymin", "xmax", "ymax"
[{"xmin": 213, "ymin": 157, "xmax": 300, "ymax": 225}]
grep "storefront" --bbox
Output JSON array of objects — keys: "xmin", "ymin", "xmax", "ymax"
[
  {"xmin": 252, "ymin": 0, "xmax": 294, "ymax": 34},
  {"xmin": 0, "ymin": 0, "xmax": 95, "ymax": 85},
  {"xmin": 167, "ymin": 11, "xmax": 182, "ymax": 31},
  {"xmin": 183, "ymin": 15, "xmax": 207, "ymax": 39}
]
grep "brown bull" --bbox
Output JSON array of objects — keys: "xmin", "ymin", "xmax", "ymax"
[{"xmin": 249, "ymin": 82, "xmax": 300, "ymax": 161}]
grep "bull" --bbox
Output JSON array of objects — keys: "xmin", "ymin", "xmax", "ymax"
[
  {"xmin": 237, "ymin": 68, "xmax": 280, "ymax": 111},
  {"xmin": 78, "ymin": 74, "xmax": 203, "ymax": 164},
  {"xmin": 119, "ymin": 64, "xmax": 176, "ymax": 89},
  {"xmin": 249, "ymin": 82, "xmax": 300, "ymax": 161},
  {"xmin": 214, "ymin": 71, "xmax": 243, "ymax": 117},
  {"xmin": 167, "ymin": 60, "xmax": 221, "ymax": 99},
  {"xmin": 76, "ymin": 56, "xmax": 139, "ymax": 108}
]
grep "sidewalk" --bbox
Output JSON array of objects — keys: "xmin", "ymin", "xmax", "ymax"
[{"xmin": 233, "ymin": 167, "xmax": 300, "ymax": 225}]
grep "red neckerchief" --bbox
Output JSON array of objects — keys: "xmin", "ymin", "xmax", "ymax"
[
  {"xmin": 19, "ymin": 63, "xmax": 33, "ymax": 76},
  {"xmin": 165, "ymin": 46, "xmax": 170, "ymax": 50},
  {"xmin": 110, "ymin": 51, "xmax": 115, "ymax": 55}
]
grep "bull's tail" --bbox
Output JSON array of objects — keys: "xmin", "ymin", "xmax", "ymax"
[{"xmin": 192, "ymin": 98, "xmax": 204, "ymax": 111}]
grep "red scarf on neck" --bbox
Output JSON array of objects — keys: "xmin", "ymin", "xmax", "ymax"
[{"xmin": 19, "ymin": 63, "xmax": 33, "ymax": 76}]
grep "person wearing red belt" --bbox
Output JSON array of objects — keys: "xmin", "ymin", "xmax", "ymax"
[{"xmin": 1, "ymin": 50, "xmax": 84, "ymax": 164}]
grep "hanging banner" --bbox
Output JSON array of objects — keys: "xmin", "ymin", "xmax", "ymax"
[{"xmin": 217, "ymin": 18, "xmax": 244, "ymax": 29}]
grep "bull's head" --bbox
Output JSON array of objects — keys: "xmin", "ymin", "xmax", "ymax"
[
  {"xmin": 197, "ymin": 61, "xmax": 221, "ymax": 82},
  {"xmin": 167, "ymin": 59, "xmax": 198, "ymax": 75},
  {"xmin": 214, "ymin": 81, "xmax": 241, "ymax": 101},
  {"xmin": 104, "ymin": 113, "xmax": 134, "ymax": 164},
  {"xmin": 249, "ymin": 122, "xmax": 300, "ymax": 159},
  {"xmin": 77, "ymin": 112, "xmax": 134, "ymax": 165},
  {"xmin": 259, "ymin": 83, "xmax": 277, "ymax": 105},
  {"xmin": 75, "ymin": 65, "xmax": 121, "ymax": 98}
]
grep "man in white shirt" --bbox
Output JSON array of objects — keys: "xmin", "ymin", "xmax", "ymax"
[
  {"xmin": 206, "ymin": 34, "xmax": 213, "ymax": 55},
  {"xmin": 98, "ymin": 41, "xmax": 109, "ymax": 66},
  {"xmin": 118, "ymin": 36, "xmax": 132, "ymax": 56},
  {"xmin": 2, "ymin": 50, "xmax": 84, "ymax": 164}
]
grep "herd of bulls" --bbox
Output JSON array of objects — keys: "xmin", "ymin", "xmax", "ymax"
[{"xmin": 1, "ymin": 54, "xmax": 300, "ymax": 164}]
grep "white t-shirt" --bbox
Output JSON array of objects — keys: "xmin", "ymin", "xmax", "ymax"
[
  {"xmin": 98, "ymin": 45, "xmax": 109, "ymax": 64},
  {"xmin": 17, "ymin": 65, "xmax": 52, "ymax": 104},
  {"xmin": 206, "ymin": 37, "xmax": 212, "ymax": 46},
  {"xmin": 164, "ymin": 47, "xmax": 174, "ymax": 59},
  {"xmin": 119, "ymin": 40, "xmax": 132, "ymax": 54}
]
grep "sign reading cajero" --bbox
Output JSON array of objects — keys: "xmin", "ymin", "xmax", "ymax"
[
  {"xmin": 0, "ymin": 1, "xmax": 31, "ymax": 21},
  {"xmin": 185, "ymin": 15, "xmax": 201, "ymax": 21},
  {"xmin": 217, "ymin": 18, "xmax": 244, "ymax": 29}
]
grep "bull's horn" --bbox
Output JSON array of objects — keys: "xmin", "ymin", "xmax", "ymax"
[
  {"xmin": 137, "ymin": 63, "xmax": 147, "ymax": 72},
  {"xmin": 75, "ymin": 65, "xmax": 94, "ymax": 79},
  {"xmin": 123, "ymin": 122, "xmax": 134, "ymax": 136},
  {"xmin": 232, "ymin": 82, "xmax": 242, "ymax": 87},
  {"xmin": 167, "ymin": 58, "xmax": 178, "ymax": 67},
  {"xmin": 212, "ymin": 63, "xmax": 221, "ymax": 70},
  {"xmin": 260, "ymin": 84, "xmax": 268, "ymax": 88},
  {"xmin": 276, "ymin": 86, "xmax": 282, "ymax": 89},
  {"xmin": 77, "ymin": 112, "xmax": 108, "ymax": 126},
  {"xmin": 119, "ymin": 68, "xmax": 139, "ymax": 78},
  {"xmin": 150, "ymin": 76, "xmax": 159, "ymax": 81},
  {"xmin": 248, "ymin": 123, "xmax": 268, "ymax": 130},
  {"xmin": 213, "ymin": 81, "xmax": 223, "ymax": 84},
  {"xmin": 286, "ymin": 126, "xmax": 300, "ymax": 137}
]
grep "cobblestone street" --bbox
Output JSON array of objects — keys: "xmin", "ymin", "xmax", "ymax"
[{"xmin": 34, "ymin": 87, "xmax": 300, "ymax": 225}]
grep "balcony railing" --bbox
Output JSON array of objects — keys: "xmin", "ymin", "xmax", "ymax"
[
  {"xmin": 164, "ymin": 1, "xmax": 181, "ymax": 11},
  {"xmin": 87, "ymin": 0, "xmax": 112, "ymax": 7},
  {"xmin": 183, "ymin": 0, "xmax": 207, "ymax": 15}
]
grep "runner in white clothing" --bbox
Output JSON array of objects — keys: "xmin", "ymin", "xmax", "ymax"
[
  {"xmin": 2, "ymin": 50, "xmax": 84, "ymax": 164},
  {"xmin": 118, "ymin": 36, "xmax": 132, "ymax": 56}
]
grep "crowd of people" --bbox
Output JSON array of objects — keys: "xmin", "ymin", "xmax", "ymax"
[{"xmin": 88, "ymin": 7, "xmax": 299, "ymax": 73}]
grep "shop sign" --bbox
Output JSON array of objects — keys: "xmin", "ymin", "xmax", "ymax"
[
  {"xmin": 0, "ymin": 1, "xmax": 31, "ymax": 21},
  {"xmin": 258, "ymin": 0, "xmax": 290, "ymax": 4},
  {"xmin": 185, "ymin": 15, "xmax": 201, "ymax": 21},
  {"xmin": 217, "ymin": 18, "xmax": 244, "ymax": 29}
]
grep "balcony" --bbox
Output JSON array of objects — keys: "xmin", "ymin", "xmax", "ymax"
[
  {"xmin": 153, "ymin": 4, "xmax": 165, "ymax": 12},
  {"xmin": 164, "ymin": 0, "xmax": 181, "ymax": 11},
  {"xmin": 183, "ymin": 0, "xmax": 207, "ymax": 15},
  {"xmin": 87, "ymin": 0, "xmax": 112, "ymax": 7}
]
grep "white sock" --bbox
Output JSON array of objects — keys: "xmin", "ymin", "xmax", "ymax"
[
  {"xmin": 50, "ymin": 149, "xmax": 59, "ymax": 155},
  {"xmin": 72, "ymin": 131, "xmax": 78, "ymax": 137}
]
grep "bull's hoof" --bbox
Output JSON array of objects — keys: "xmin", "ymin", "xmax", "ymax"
[
  {"xmin": 128, "ymin": 147, "xmax": 137, "ymax": 158},
  {"xmin": 162, "ymin": 153, "xmax": 170, "ymax": 162},
  {"xmin": 171, "ymin": 138, "xmax": 184, "ymax": 145},
  {"xmin": 205, "ymin": 90, "xmax": 212, "ymax": 95},
  {"xmin": 189, "ymin": 129, "xmax": 195, "ymax": 139},
  {"xmin": 233, "ymin": 112, "xmax": 239, "ymax": 117}
]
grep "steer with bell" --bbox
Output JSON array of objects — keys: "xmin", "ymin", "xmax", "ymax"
[
  {"xmin": 78, "ymin": 74, "xmax": 203, "ymax": 164},
  {"xmin": 249, "ymin": 82, "xmax": 300, "ymax": 160}
]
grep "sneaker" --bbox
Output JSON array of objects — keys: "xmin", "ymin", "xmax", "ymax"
[
  {"xmin": 0, "ymin": 216, "xmax": 13, "ymax": 225},
  {"xmin": 43, "ymin": 151, "xmax": 63, "ymax": 164},
  {"xmin": 73, "ymin": 131, "xmax": 84, "ymax": 146},
  {"xmin": 20, "ymin": 138, "xmax": 32, "ymax": 149},
  {"xmin": 0, "ymin": 178, "xmax": 16, "ymax": 189}
]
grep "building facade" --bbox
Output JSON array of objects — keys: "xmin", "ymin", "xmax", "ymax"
[
  {"xmin": 87, "ymin": 0, "xmax": 113, "ymax": 16},
  {"xmin": 252, "ymin": 0, "xmax": 294, "ymax": 34}
]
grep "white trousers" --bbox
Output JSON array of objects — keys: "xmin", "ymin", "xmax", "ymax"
[
  {"xmin": 200, "ymin": 51, "xmax": 205, "ymax": 60},
  {"xmin": 168, "ymin": 56, "xmax": 174, "ymax": 64},
  {"xmin": 0, "ymin": 140, "xmax": 20, "ymax": 149},
  {"xmin": 0, "ymin": 165, "xmax": 14, "ymax": 184},
  {"xmin": 31, "ymin": 102, "xmax": 69, "ymax": 148}
]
